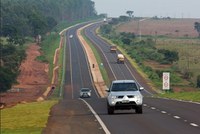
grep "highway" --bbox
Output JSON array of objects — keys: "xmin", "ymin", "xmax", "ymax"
[
  {"xmin": 43, "ymin": 22, "xmax": 200, "ymax": 134},
  {"xmin": 83, "ymin": 22, "xmax": 200, "ymax": 134}
]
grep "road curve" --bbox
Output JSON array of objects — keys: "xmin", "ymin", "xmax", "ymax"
[
  {"xmin": 43, "ymin": 21, "xmax": 200, "ymax": 134},
  {"xmin": 43, "ymin": 23, "xmax": 106, "ymax": 134},
  {"xmin": 83, "ymin": 22, "xmax": 200, "ymax": 134}
]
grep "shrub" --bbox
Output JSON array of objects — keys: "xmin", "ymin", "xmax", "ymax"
[{"xmin": 197, "ymin": 75, "xmax": 200, "ymax": 88}]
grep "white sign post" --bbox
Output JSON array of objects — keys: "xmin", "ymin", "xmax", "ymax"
[{"xmin": 163, "ymin": 72, "xmax": 170, "ymax": 90}]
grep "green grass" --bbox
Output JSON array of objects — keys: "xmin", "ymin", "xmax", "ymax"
[
  {"xmin": 157, "ymin": 91, "xmax": 200, "ymax": 102},
  {"xmin": 38, "ymin": 34, "xmax": 60, "ymax": 79},
  {"xmin": 1, "ymin": 100, "xmax": 58, "ymax": 134},
  {"xmin": 81, "ymin": 31, "xmax": 110, "ymax": 86},
  {"xmin": 156, "ymin": 38, "xmax": 200, "ymax": 85}
]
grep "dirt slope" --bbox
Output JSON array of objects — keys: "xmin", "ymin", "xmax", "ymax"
[{"xmin": 0, "ymin": 44, "xmax": 49, "ymax": 108}]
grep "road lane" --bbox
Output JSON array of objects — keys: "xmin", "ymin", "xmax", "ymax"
[
  {"xmin": 43, "ymin": 23, "xmax": 106, "ymax": 134},
  {"xmin": 83, "ymin": 22, "xmax": 200, "ymax": 134}
]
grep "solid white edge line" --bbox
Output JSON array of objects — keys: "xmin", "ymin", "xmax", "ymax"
[
  {"xmin": 79, "ymin": 98, "xmax": 111, "ymax": 134},
  {"xmin": 125, "ymin": 64, "xmax": 153, "ymax": 96},
  {"xmin": 157, "ymin": 97, "xmax": 200, "ymax": 105},
  {"xmin": 76, "ymin": 27, "xmax": 100, "ymax": 98}
]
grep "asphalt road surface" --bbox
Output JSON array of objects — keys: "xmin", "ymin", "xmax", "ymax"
[{"xmin": 43, "ymin": 22, "xmax": 200, "ymax": 134}]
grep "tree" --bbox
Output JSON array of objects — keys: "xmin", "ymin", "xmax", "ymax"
[
  {"xmin": 194, "ymin": 22, "xmax": 200, "ymax": 37},
  {"xmin": 158, "ymin": 49, "xmax": 179, "ymax": 64},
  {"xmin": 126, "ymin": 10, "xmax": 134, "ymax": 19},
  {"xmin": 119, "ymin": 16, "xmax": 129, "ymax": 22}
]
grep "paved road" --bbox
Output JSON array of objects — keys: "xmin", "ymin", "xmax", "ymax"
[
  {"xmin": 43, "ymin": 23, "xmax": 105, "ymax": 134},
  {"xmin": 82, "ymin": 22, "xmax": 200, "ymax": 134},
  {"xmin": 44, "ymin": 22, "xmax": 200, "ymax": 134}
]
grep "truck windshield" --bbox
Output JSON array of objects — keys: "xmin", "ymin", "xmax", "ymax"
[{"xmin": 111, "ymin": 83, "xmax": 138, "ymax": 92}]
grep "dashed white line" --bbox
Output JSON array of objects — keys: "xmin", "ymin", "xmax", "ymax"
[
  {"xmin": 190, "ymin": 123, "xmax": 199, "ymax": 127},
  {"xmin": 174, "ymin": 116, "xmax": 181, "ymax": 119},
  {"xmin": 161, "ymin": 111, "xmax": 167, "ymax": 114},
  {"xmin": 143, "ymin": 104, "xmax": 147, "ymax": 106},
  {"xmin": 146, "ymin": 105, "xmax": 199, "ymax": 128}
]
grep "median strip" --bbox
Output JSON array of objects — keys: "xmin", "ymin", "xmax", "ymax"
[{"xmin": 77, "ymin": 24, "xmax": 107, "ymax": 98}]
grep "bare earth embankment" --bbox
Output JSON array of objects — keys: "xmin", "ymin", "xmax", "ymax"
[{"xmin": 0, "ymin": 44, "xmax": 49, "ymax": 108}]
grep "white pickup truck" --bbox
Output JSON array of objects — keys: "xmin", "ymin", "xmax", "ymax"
[{"xmin": 106, "ymin": 80, "xmax": 144, "ymax": 114}]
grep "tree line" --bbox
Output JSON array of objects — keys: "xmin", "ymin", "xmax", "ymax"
[
  {"xmin": 1, "ymin": 0, "xmax": 96, "ymax": 44},
  {"xmin": 0, "ymin": 0, "xmax": 97, "ymax": 92}
]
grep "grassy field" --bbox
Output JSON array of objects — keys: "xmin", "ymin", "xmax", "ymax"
[
  {"xmin": 1, "ymin": 100, "xmax": 57, "ymax": 134},
  {"xmin": 117, "ymin": 18, "xmax": 199, "ymax": 37},
  {"xmin": 156, "ymin": 38, "xmax": 200, "ymax": 86},
  {"xmin": 116, "ymin": 18, "xmax": 200, "ymax": 89}
]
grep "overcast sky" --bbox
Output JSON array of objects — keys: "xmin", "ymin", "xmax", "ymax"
[{"xmin": 92, "ymin": 0, "xmax": 200, "ymax": 18}]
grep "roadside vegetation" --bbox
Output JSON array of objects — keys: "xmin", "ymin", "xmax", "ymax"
[
  {"xmin": 0, "ymin": 0, "xmax": 97, "ymax": 93},
  {"xmin": 1, "ymin": 0, "xmax": 99, "ymax": 133},
  {"xmin": 99, "ymin": 16, "xmax": 200, "ymax": 101},
  {"xmin": 1, "ymin": 100, "xmax": 57, "ymax": 134}
]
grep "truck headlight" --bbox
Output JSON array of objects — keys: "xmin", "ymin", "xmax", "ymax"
[
  {"xmin": 110, "ymin": 96, "xmax": 116, "ymax": 104},
  {"xmin": 111, "ymin": 96, "xmax": 117, "ymax": 99},
  {"xmin": 136, "ymin": 95, "xmax": 142, "ymax": 102}
]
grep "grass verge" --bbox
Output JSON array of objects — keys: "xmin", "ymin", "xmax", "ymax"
[
  {"xmin": 1, "ymin": 100, "xmax": 57, "ymax": 134},
  {"xmin": 157, "ymin": 91, "xmax": 200, "ymax": 102}
]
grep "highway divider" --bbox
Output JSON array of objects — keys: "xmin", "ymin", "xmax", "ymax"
[{"xmin": 77, "ymin": 24, "xmax": 107, "ymax": 98}]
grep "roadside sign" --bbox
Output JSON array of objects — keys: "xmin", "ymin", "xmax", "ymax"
[{"xmin": 163, "ymin": 72, "xmax": 170, "ymax": 90}]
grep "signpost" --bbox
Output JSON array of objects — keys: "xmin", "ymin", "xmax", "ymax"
[{"xmin": 163, "ymin": 72, "xmax": 170, "ymax": 90}]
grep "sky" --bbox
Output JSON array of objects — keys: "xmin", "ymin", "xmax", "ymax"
[{"xmin": 92, "ymin": 0, "xmax": 200, "ymax": 18}]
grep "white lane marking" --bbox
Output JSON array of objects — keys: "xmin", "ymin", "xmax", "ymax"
[
  {"xmin": 158, "ymin": 97, "xmax": 200, "ymax": 105},
  {"xmin": 68, "ymin": 32, "xmax": 74, "ymax": 99},
  {"xmin": 147, "ymin": 104, "xmax": 200, "ymax": 128},
  {"xmin": 80, "ymin": 98, "xmax": 111, "ymax": 134},
  {"xmin": 161, "ymin": 111, "xmax": 167, "ymax": 114},
  {"xmin": 85, "ymin": 29, "xmax": 117, "ymax": 80},
  {"xmin": 174, "ymin": 116, "xmax": 181, "ymax": 119},
  {"xmin": 190, "ymin": 123, "xmax": 199, "ymax": 127},
  {"xmin": 125, "ymin": 64, "xmax": 153, "ymax": 96},
  {"xmin": 143, "ymin": 104, "xmax": 147, "ymax": 106},
  {"xmin": 77, "ymin": 29, "xmax": 100, "ymax": 98}
]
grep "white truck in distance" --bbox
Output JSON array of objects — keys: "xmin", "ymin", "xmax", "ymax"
[
  {"xmin": 117, "ymin": 54, "xmax": 124, "ymax": 64},
  {"xmin": 106, "ymin": 80, "xmax": 144, "ymax": 114}
]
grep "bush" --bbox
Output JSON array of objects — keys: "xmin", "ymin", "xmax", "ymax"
[{"xmin": 197, "ymin": 75, "xmax": 200, "ymax": 88}]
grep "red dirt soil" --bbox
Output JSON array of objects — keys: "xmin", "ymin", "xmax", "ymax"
[{"xmin": 0, "ymin": 44, "xmax": 50, "ymax": 108}]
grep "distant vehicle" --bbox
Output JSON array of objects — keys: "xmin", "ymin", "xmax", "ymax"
[
  {"xmin": 110, "ymin": 45, "xmax": 117, "ymax": 53},
  {"xmin": 69, "ymin": 34, "xmax": 73, "ymax": 38},
  {"xmin": 106, "ymin": 80, "xmax": 144, "ymax": 114},
  {"xmin": 80, "ymin": 88, "xmax": 91, "ymax": 98},
  {"xmin": 103, "ymin": 18, "xmax": 107, "ymax": 22},
  {"xmin": 117, "ymin": 54, "xmax": 124, "ymax": 64}
]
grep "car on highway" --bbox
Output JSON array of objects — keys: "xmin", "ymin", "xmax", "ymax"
[
  {"xmin": 69, "ymin": 34, "xmax": 73, "ymax": 38},
  {"xmin": 80, "ymin": 88, "xmax": 91, "ymax": 98},
  {"xmin": 106, "ymin": 80, "xmax": 144, "ymax": 114}
]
